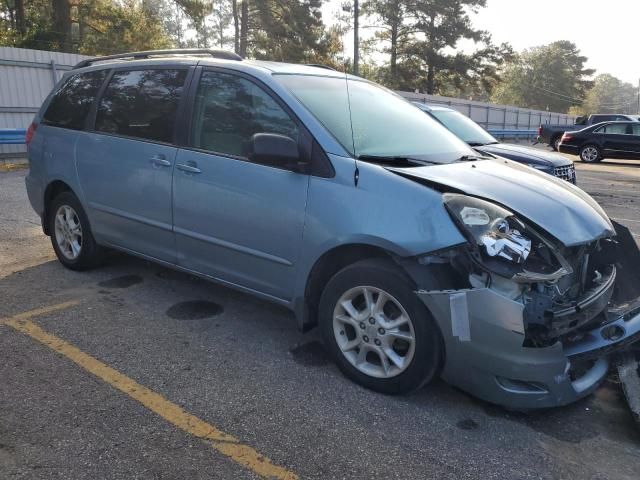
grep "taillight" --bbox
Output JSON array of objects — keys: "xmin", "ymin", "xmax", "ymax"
[
  {"xmin": 561, "ymin": 133, "xmax": 572, "ymax": 142},
  {"xmin": 25, "ymin": 122, "xmax": 37, "ymax": 146}
]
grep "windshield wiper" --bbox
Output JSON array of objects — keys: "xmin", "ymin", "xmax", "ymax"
[
  {"xmin": 467, "ymin": 140, "xmax": 499, "ymax": 147},
  {"xmin": 456, "ymin": 154, "xmax": 489, "ymax": 162},
  {"xmin": 357, "ymin": 155, "xmax": 434, "ymax": 166}
]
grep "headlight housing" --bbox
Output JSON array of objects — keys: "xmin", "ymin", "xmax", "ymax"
[{"xmin": 443, "ymin": 194, "xmax": 531, "ymax": 263}]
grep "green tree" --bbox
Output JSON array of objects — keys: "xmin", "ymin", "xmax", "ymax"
[
  {"xmin": 78, "ymin": 0, "xmax": 172, "ymax": 55},
  {"xmin": 1, "ymin": 0, "xmax": 62, "ymax": 50},
  {"xmin": 1, "ymin": 0, "xmax": 172, "ymax": 54},
  {"xmin": 574, "ymin": 74, "xmax": 639, "ymax": 115},
  {"xmin": 405, "ymin": 0, "xmax": 510, "ymax": 95},
  {"xmin": 232, "ymin": 0, "xmax": 340, "ymax": 65},
  {"xmin": 360, "ymin": 0, "xmax": 511, "ymax": 95},
  {"xmin": 362, "ymin": 0, "xmax": 412, "ymax": 88},
  {"xmin": 492, "ymin": 40, "xmax": 594, "ymax": 113},
  {"xmin": 206, "ymin": 0, "xmax": 233, "ymax": 48}
]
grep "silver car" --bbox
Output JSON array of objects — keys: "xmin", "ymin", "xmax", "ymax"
[{"xmin": 25, "ymin": 49, "xmax": 640, "ymax": 409}]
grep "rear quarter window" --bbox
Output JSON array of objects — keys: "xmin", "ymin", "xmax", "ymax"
[{"xmin": 42, "ymin": 70, "xmax": 107, "ymax": 130}]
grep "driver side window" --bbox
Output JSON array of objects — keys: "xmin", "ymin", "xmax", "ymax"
[{"xmin": 190, "ymin": 71, "xmax": 298, "ymax": 159}]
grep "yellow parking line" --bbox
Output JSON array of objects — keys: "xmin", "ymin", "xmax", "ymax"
[
  {"xmin": 3, "ymin": 302, "xmax": 298, "ymax": 480},
  {"xmin": 0, "ymin": 300, "xmax": 81, "ymax": 324}
]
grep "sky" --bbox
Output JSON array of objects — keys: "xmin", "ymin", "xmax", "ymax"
[{"xmin": 322, "ymin": 0, "xmax": 639, "ymax": 85}]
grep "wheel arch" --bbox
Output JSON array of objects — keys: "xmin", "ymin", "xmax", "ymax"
[
  {"xmin": 550, "ymin": 133, "xmax": 563, "ymax": 150},
  {"xmin": 42, "ymin": 180, "xmax": 75, "ymax": 235},
  {"xmin": 296, "ymin": 243, "xmax": 393, "ymax": 332},
  {"xmin": 294, "ymin": 241, "xmax": 460, "ymax": 332}
]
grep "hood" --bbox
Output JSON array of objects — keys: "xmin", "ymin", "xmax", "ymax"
[
  {"xmin": 388, "ymin": 159, "xmax": 614, "ymax": 247},
  {"xmin": 477, "ymin": 143, "xmax": 572, "ymax": 168}
]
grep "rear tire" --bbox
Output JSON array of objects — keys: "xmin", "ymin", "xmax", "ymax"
[
  {"xmin": 580, "ymin": 144, "xmax": 602, "ymax": 163},
  {"xmin": 319, "ymin": 258, "xmax": 443, "ymax": 394},
  {"xmin": 552, "ymin": 136, "xmax": 562, "ymax": 151},
  {"xmin": 48, "ymin": 191, "xmax": 105, "ymax": 270}
]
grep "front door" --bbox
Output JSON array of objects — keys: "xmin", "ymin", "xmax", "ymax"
[
  {"xmin": 173, "ymin": 69, "xmax": 309, "ymax": 300},
  {"xmin": 76, "ymin": 68, "xmax": 188, "ymax": 262}
]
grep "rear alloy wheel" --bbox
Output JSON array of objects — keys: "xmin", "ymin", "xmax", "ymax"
[
  {"xmin": 580, "ymin": 144, "xmax": 601, "ymax": 163},
  {"xmin": 320, "ymin": 258, "xmax": 442, "ymax": 394},
  {"xmin": 49, "ymin": 191, "xmax": 105, "ymax": 270},
  {"xmin": 552, "ymin": 136, "xmax": 562, "ymax": 151},
  {"xmin": 54, "ymin": 204, "xmax": 83, "ymax": 261}
]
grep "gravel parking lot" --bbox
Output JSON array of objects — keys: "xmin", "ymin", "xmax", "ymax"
[{"xmin": 1, "ymin": 159, "xmax": 639, "ymax": 480}]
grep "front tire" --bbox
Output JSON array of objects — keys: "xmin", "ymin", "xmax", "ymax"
[
  {"xmin": 48, "ymin": 191, "xmax": 105, "ymax": 270},
  {"xmin": 319, "ymin": 258, "xmax": 443, "ymax": 394},
  {"xmin": 580, "ymin": 144, "xmax": 602, "ymax": 163}
]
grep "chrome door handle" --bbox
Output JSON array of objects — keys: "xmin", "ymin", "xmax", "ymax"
[
  {"xmin": 176, "ymin": 162, "xmax": 201, "ymax": 174},
  {"xmin": 150, "ymin": 155, "xmax": 171, "ymax": 167}
]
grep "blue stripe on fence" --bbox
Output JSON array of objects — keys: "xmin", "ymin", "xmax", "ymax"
[
  {"xmin": 487, "ymin": 129, "xmax": 537, "ymax": 136},
  {"xmin": 0, "ymin": 128, "xmax": 27, "ymax": 144}
]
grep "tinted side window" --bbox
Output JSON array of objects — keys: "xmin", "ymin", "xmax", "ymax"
[
  {"xmin": 600, "ymin": 123, "xmax": 629, "ymax": 134},
  {"xmin": 191, "ymin": 71, "xmax": 298, "ymax": 158},
  {"xmin": 43, "ymin": 70, "xmax": 107, "ymax": 130},
  {"xmin": 632, "ymin": 124, "xmax": 640, "ymax": 136},
  {"xmin": 95, "ymin": 69, "xmax": 187, "ymax": 143}
]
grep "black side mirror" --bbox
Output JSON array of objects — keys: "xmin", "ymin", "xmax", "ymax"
[{"xmin": 248, "ymin": 133, "xmax": 306, "ymax": 173}]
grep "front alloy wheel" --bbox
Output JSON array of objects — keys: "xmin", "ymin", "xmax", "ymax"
[
  {"xmin": 320, "ymin": 258, "xmax": 443, "ymax": 394},
  {"xmin": 333, "ymin": 286, "xmax": 416, "ymax": 379}
]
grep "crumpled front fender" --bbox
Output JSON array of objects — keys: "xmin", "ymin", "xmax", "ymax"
[{"xmin": 416, "ymin": 288, "xmax": 610, "ymax": 409}]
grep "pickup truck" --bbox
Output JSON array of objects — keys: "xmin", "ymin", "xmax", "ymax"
[{"xmin": 538, "ymin": 113, "xmax": 640, "ymax": 150}]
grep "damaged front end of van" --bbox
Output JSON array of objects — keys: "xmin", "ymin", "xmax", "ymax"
[{"xmin": 391, "ymin": 160, "xmax": 640, "ymax": 409}]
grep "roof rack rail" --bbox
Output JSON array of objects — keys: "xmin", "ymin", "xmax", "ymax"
[
  {"xmin": 305, "ymin": 64, "xmax": 337, "ymax": 71},
  {"xmin": 73, "ymin": 49, "xmax": 243, "ymax": 70}
]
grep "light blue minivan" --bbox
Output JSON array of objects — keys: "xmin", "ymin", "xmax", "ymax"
[{"xmin": 26, "ymin": 49, "xmax": 640, "ymax": 410}]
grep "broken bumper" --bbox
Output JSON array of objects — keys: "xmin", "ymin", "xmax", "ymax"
[{"xmin": 417, "ymin": 289, "xmax": 640, "ymax": 409}]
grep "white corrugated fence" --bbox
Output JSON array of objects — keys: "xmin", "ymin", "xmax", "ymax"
[{"xmin": 0, "ymin": 47, "xmax": 89, "ymax": 159}]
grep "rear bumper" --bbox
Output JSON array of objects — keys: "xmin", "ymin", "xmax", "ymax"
[
  {"xmin": 558, "ymin": 144, "xmax": 580, "ymax": 155},
  {"xmin": 416, "ymin": 289, "xmax": 640, "ymax": 410}
]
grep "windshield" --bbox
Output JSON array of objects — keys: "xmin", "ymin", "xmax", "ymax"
[
  {"xmin": 275, "ymin": 74, "xmax": 474, "ymax": 163},
  {"xmin": 428, "ymin": 109, "xmax": 498, "ymax": 146}
]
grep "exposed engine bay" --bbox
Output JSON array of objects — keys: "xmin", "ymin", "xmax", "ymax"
[{"xmin": 431, "ymin": 193, "xmax": 631, "ymax": 348}]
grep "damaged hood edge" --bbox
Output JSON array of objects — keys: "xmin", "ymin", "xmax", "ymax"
[{"xmin": 387, "ymin": 159, "xmax": 615, "ymax": 247}]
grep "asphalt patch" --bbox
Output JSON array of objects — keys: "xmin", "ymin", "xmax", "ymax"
[
  {"xmin": 456, "ymin": 418, "xmax": 479, "ymax": 431},
  {"xmin": 481, "ymin": 401, "xmax": 599, "ymax": 443},
  {"xmin": 166, "ymin": 300, "xmax": 223, "ymax": 320},
  {"xmin": 98, "ymin": 274, "xmax": 143, "ymax": 289},
  {"xmin": 289, "ymin": 341, "xmax": 330, "ymax": 366}
]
